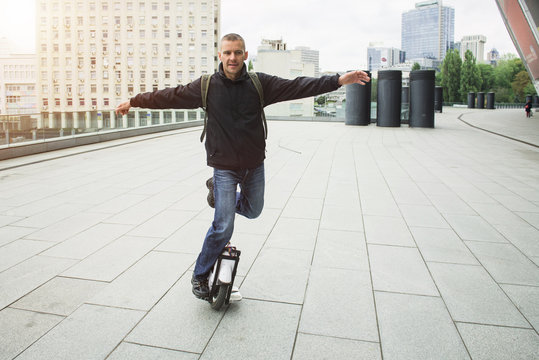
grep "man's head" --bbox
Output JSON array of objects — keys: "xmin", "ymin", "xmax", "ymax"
[{"xmin": 219, "ymin": 33, "xmax": 248, "ymax": 80}]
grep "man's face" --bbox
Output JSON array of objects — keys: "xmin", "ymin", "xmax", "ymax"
[{"xmin": 218, "ymin": 40, "xmax": 248, "ymax": 80}]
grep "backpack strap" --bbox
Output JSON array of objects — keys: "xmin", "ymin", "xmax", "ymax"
[
  {"xmin": 248, "ymin": 71, "xmax": 268, "ymax": 139},
  {"xmin": 200, "ymin": 74, "xmax": 212, "ymax": 142}
]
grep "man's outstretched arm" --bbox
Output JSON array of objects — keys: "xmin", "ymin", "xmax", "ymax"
[{"xmin": 338, "ymin": 70, "xmax": 371, "ymax": 86}]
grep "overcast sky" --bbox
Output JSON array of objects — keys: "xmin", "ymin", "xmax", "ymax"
[{"xmin": 0, "ymin": 0, "xmax": 517, "ymax": 72}]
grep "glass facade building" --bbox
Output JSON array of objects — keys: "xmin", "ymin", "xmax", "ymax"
[{"xmin": 401, "ymin": 1, "xmax": 454, "ymax": 60}]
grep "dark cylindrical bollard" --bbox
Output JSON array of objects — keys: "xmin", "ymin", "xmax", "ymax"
[
  {"xmin": 533, "ymin": 95, "xmax": 539, "ymax": 108},
  {"xmin": 345, "ymin": 70, "xmax": 371, "ymax": 126},
  {"xmin": 467, "ymin": 92, "xmax": 476, "ymax": 108},
  {"xmin": 477, "ymin": 92, "xmax": 485, "ymax": 109},
  {"xmin": 434, "ymin": 86, "xmax": 443, "ymax": 113},
  {"xmin": 486, "ymin": 92, "xmax": 495, "ymax": 109},
  {"xmin": 377, "ymin": 70, "xmax": 402, "ymax": 127},
  {"xmin": 409, "ymin": 70, "xmax": 435, "ymax": 128},
  {"xmin": 526, "ymin": 95, "xmax": 533, "ymax": 104}
]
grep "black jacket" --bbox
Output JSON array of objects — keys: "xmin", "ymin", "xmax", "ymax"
[{"xmin": 130, "ymin": 63, "xmax": 341, "ymax": 169}]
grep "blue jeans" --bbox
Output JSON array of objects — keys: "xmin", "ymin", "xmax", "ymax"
[{"xmin": 193, "ymin": 162, "xmax": 265, "ymax": 278}]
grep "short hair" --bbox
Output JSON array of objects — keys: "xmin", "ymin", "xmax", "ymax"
[{"xmin": 220, "ymin": 33, "xmax": 246, "ymax": 50}]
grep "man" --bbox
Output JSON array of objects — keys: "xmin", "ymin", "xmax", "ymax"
[{"xmin": 116, "ymin": 33, "xmax": 370, "ymax": 300}]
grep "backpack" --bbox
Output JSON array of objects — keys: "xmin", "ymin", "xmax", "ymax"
[{"xmin": 199, "ymin": 71, "xmax": 267, "ymax": 142}]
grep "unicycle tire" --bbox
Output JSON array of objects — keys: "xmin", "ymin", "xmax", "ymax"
[{"xmin": 210, "ymin": 284, "xmax": 230, "ymax": 310}]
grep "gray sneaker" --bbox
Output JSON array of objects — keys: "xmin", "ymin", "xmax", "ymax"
[
  {"xmin": 191, "ymin": 275, "xmax": 209, "ymax": 299},
  {"xmin": 206, "ymin": 177, "xmax": 214, "ymax": 208}
]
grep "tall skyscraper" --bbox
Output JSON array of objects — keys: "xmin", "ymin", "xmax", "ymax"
[
  {"xmin": 401, "ymin": 1, "xmax": 454, "ymax": 61},
  {"xmin": 460, "ymin": 35, "xmax": 487, "ymax": 62},
  {"xmin": 295, "ymin": 46, "xmax": 320, "ymax": 77},
  {"xmin": 36, "ymin": 0, "xmax": 220, "ymax": 129}
]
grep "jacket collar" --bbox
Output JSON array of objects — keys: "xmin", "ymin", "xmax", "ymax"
[{"xmin": 218, "ymin": 62, "xmax": 249, "ymax": 82}]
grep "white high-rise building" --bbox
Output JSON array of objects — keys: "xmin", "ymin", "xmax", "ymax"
[
  {"xmin": 460, "ymin": 35, "xmax": 487, "ymax": 62},
  {"xmin": 255, "ymin": 39, "xmax": 316, "ymax": 117},
  {"xmin": 295, "ymin": 46, "xmax": 320, "ymax": 77},
  {"xmin": 36, "ymin": 0, "xmax": 220, "ymax": 129}
]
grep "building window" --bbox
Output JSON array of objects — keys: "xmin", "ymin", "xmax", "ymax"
[
  {"xmin": 67, "ymin": 98, "xmax": 72, "ymax": 106},
  {"xmin": 92, "ymin": 98, "xmax": 97, "ymax": 106},
  {"xmin": 55, "ymin": 98, "xmax": 61, "ymax": 106},
  {"xmin": 43, "ymin": 98, "xmax": 48, "ymax": 106},
  {"xmin": 79, "ymin": 98, "xmax": 85, "ymax": 106},
  {"xmin": 104, "ymin": 98, "xmax": 109, "ymax": 106}
]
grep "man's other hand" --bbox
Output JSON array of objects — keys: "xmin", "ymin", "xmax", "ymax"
[
  {"xmin": 338, "ymin": 70, "xmax": 371, "ymax": 86},
  {"xmin": 115, "ymin": 101, "xmax": 131, "ymax": 116}
]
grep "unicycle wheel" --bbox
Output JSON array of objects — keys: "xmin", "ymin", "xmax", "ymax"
[{"xmin": 210, "ymin": 283, "xmax": 230, "ymax": 310}]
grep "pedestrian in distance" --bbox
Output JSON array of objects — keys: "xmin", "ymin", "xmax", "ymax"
[
  {"xmin": 525, "ymin": 100, "xmax": 532, "ymax": 118},
  {"xmin": 115, "ymin": 33, "xmax": 370, "ymax": 300}
]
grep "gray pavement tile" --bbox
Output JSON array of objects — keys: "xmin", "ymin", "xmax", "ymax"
[
  {"xmin": 200, "ymin": 299, "xmax": 300, "ymax": 360},
  {"xmin": 292, "ymin": 333, "xmax": 381, "ymax": 360},
  {"xmin": 11, "ymin": 203, "xmax": 91, "ymax": 228},
  {"xmin": 1, "ymin": 196, "xmax": 61, "ymax": 218},
  {"xmin": 415, "ymin": 181, "xmax": 453, "ymax": 196},
  {"xmin": 427, "ymin": 193, "xmax": 477, "ymax": 215},
  {"xmin": 515, "ymin": 211, "xmax": 539, "ymax": 229},
  {"xmin": 469, "ymin": 202, "xmax": 529, "ymax": 226},
  {"xmin": 456, "ymin": 322, "xmax": 539, "ymax": 360},
  {"xmin": 61, "ymin": 235, "xmax": 161, "ymax": 282},
  {"xmin": 89, "ymin": 194, "xmax": 147, "ymax": 214},
  {"xmin": 157, "ymin": 219, "xmax": 209, "ymax": 255},
  {"xmin": 465, "ymin": 241, "xmax": 539, "ymax": 286},
  {"xmin": 320, "ymin": 204, "xmax": 363, "ymax": 232},
  {"xmin": 40, "ymin": 223, "xmax": 133, "ymax": 260},
  {"xmin": 23, "ymin": 212, "xmax": 111, "ymax": 242},
  {"xmin": 399, "ymin": 204, "xmax": 450, "ymax": 229},
  {"xmin": 264, "ymin": 188, "xmax": 293, "ymax": 209},
  {"xmin": 448, "ymin": 185, "xmax": 498, "ymax": 204},
  {"xmin": 281, "ymin": 196, "xmax": 324, "ymax": 220},
  {"xmin": 15, "ymin": 304, "xmax": 145, "ymax": 360},
  {"xmin": 107, "ymin": 342, "xmax": 199, "ymax": 360},
  {"xmin": 168, "ymin": 189, "xmax": 208, "ymax": 212},
  {"xmin": 11, "ymin": 277, "xmax": 107, "ymax": 316},
  {"xmin": 299, "ymin": 267, "xmax": 378, "ymax": 342},
  {"xmin": 444, "ymin": 214, "xmax": 507, "ymax": 243},
  {"xmin": 105, "ymin": 200, "xmax": 171, "ymax": 225},
  {"xmin": 410, "ymin": 227, "xmax": 479, "ymax": 265},
  {"xmin": 427, "ymin": 263, "xmax": 530, "ymax": 327},
  {"xmin": 360, "ymin": 195, "xmax": 402, "ymax": 217},
  {"xmin": 491, "ymin": 193, "xmax": 539, "ymax": 212},
  {"xmin": 375, "ymin": 292, "xmax": 469, "ymax": 360},
  {"xmin": 369, "ymin": 245, "xmax": 439, "ymax": 296},
  {"xmin": 386, "ymin": 179, "xmax": 432, "ymax": 206},
  {"xmin": 324, "ymin": 181, "xmax": 359, "ymax": 207},
  {"xmin": 126, "ymin": 272, "xmax": 224, "ymax": 354},
  {"xmin": 0, "ymin": 256, "xmax": 77, "ymax": 310},
  {"xmin": 0, "ymin": 308, "xmax": 64, "ymax": 360},
  {"xmin": 127, "ymin": 209, "xmax": 198, "ymax": 238},
  {"xmin": 364, "ymin": 215, "xmax": 415, "ymax": 246},
  {"xmin": 312, "ymin": 229, "xmax": 369, "ymax": 271},
  {"xmin": 500, "ymin": 284, "xmax": 539, "ymax": 332},
  {"xmin": 0, "ymin": 239, "xmax": 55, "ymax": 272},
  {"xmin": 89, "ymin": 251, "xmax": 193, "ymax": 311},
  {"xmin": 493, "ymin": 223, "xmax": 539, "ymax": 258},
  {"xmin": 0, "ymin": 226, "xmax": 36, "ymax": 246},
  {"xmin": 240, "ymin": 247, "xmax": 312, "ymax": 304},
  {"xmin": 265, "ymin": 217, "xmax": 319, "ymax": 251}
]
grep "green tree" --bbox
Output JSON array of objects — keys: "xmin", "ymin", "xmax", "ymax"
[
  {"xmin": 315, "ymin": 95, "xmax": 327, "ymax": 105},
  {"xmin": 460, "ymin": 50, "xmax": 482, "ymax": 101},
  {"xmin": 440, "ymin": 49, "xmax": 462, "ymax": 102},
  {"xmin": 248, "ymin": 59, "xmax": 254, "ymax": 71},
  {"xmin": 477, "ymin": 63, "xmax": 495, "ymax": 92},
  {"xmin": 412, "ymin": 62, "xmax": 421, "ymax": 71},
  {"xmin": 512, "ymin": 70, "xmax": 535, "ymax": 102}
]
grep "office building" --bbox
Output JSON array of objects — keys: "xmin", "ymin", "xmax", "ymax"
[
  {"xmin": 460, "ymin": 35, "xmax": 487, "ymax": 62},
  {"xmin": 487, "ymin": 48, "xmax": 500, "ymax": 65},
  {"xmin": 255, "ymin": 39, "xmax": 316, "ymax": 117},
  {"xmin": 36, "ymin": 0, "xmax": 220, "ymax": 129},
  {"xmin": 295, "ymin": 46, "xmax": 320, "ymax": 77},
  {"xmin": 401, "ymin": 1, "xmax": 455, "ymax": 61},
  {"xmin": 367, "ymin": 43, "xmax": 406, "ymax": 71},
  {"xmin": 0, "ymin": 38, "xmax": 37, "ymax": 119}
]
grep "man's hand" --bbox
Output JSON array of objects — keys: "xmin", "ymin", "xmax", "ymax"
[
  {"xmin": 338, "ymin": 70, "xmax": 371, "ymax": 86},
  {"xmin": 115, "ymin": 101, "xmax": 131, "ymax": 116}
]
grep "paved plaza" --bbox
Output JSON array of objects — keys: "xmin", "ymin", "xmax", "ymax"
[{"xmin": 0, "ymin": 107, "xmax": 538, "ymax": 359}]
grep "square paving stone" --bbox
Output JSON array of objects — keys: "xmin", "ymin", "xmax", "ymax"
[
  {"xmin": 299, "ymin": 267, "xmax": 378, "ymax": 342},
  {"xmin": 410, "ymin": 227, "xmax": 478, "ymax": 265},
  {"xmin": 15, "ymin": 304, "xmax": 145, "ymax": 360},
  {"xmin": 364, "ymin": 215, "xmax": 415, "ymax": 246},
  {"xmin": 200, "ymin": 299, "xmax": 301, "ymax": 360},
  {"xmin": 369, "ymin": 245, "xmax": 438, "ymax": 296},
  {"xmin": 312, "ymin": 229, "xmax": 369, "ymax": 271},
  {"xmin": 456, "ymin": 322, "xmax": 539, "ymax": 360},
  {"xmin": 375, "ymin": 292, "xmax": 469, "ymax": 360},
  {"xmin": 427, "ymin": 263, "xmax": 530, "ymax": 327},
  {"xmin": 292, "ymin": 333, "xmax": 381, "ymax": 360},
  {"xmin": 11, "ymin": 277, "xmax": 107, "ymax": 316},
  {"xmin": 265, "ymin": 217, "xmax": 319, "ymax": 251},
  {"xmin": 500, "ymin": 284, "xmax": 539, "ymax": 332},
  {"xmin": 444, "ymin": 214, "xmax": 507, "ymax": 243},
  {"xmin": 0, "ymin": 308, "xmax": 63, "ymax": 360}
]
